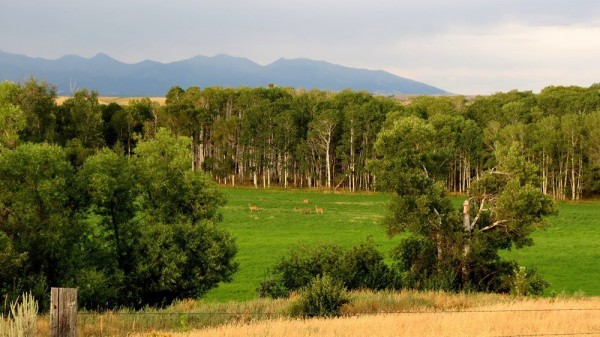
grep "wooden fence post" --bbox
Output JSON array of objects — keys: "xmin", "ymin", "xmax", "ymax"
[{"xmin": 50, "ymin": 288, "xmax": 77, "ymax": 337}]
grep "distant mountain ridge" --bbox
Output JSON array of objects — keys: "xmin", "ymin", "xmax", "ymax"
[{"xmin": 0, "ymin": 50, "xmax": 448, "ymax": 96}]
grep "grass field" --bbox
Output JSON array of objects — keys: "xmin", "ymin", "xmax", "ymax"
[
  {"xmin": 504, "ymin": 200, "xmax": 600, "ymax": 296},
  {"xmin": 151, "ymin": 297, "xmax": 600, "ymax": 337},
  {"xmin": 33, "ymin": 291, "xmax": 599, "ymax": 337},
  {"xmin": 204, "ymin": 188, "xmax": 401, "ymax": 302},
  {"xmin": 204, "ymin": 187, "xmax": 600, "ymax": 302}
]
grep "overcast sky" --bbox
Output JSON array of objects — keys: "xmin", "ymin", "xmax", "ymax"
[{"xmin": 1, "ymin": 0, "xmax": 599, "ymax": 95}]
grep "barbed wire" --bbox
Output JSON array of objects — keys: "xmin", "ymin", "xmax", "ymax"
[
  {"xmin": 77, "ymin": 307, "xmax": 600, "ymax": 316},
  {"xmin": 73, "ymin": 308, "xmax": 600, "ymax": 337},
  {"xmin": 495, "ymin": 333, "xmax": 600, "ymax": 337}
]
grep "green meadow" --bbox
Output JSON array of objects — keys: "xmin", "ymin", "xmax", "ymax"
[{"xmin": 204, "ymin": 188, "xmax": 600, "ymax": 301}]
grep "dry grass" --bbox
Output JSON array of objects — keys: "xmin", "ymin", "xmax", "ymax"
[
  {"xmin": 55, "ymin": 96, "xmax": 166, "ymax": 105},
  {"xmin": 34, "ymin": 298, "xmax": 290, "ymax": 337},
  {"xmin": 343, "ymin": 290, "xmax": 510, "ymax": 314},
  {"xmin": 1, "ymin": 292, "xmax": 38, "ymax": 337},
  {"xmin": 136, "ymin": 296, "xmax": 600, "ymax": 337}
]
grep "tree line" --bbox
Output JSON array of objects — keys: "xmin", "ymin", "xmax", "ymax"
[
  {"xmin": 3, "ymin": 79, "xmax": 599, "ymax": 198},
  {"xmin": 1, "ymin": 78, "xmax": 573, "ymax": 308}
]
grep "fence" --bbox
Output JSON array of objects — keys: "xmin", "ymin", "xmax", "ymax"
[
  {"xmin": 43, "ymin": 307, "xmax": 600, "ymax": 337},
  {"xmin": 40, "ymin": 288, "xmax": 600, "ymax": 337}
]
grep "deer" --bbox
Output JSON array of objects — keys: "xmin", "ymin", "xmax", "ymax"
[
  {"xmin": 248, "ymin": 204, "xmax": 259, "ymax": 212},
  {"xmin": 315, "ymin": 206, "xmax": 324, "ymax": 214},
  {"xmin": 302, "ymin": 199, "xmax": 309, "ymax": 204}
]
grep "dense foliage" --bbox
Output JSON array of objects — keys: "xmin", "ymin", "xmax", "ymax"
[
  {"xmin": 0, "ymin": 127, "xmax": 236, "ymax": 310},
  {"xmin": 260, "ymin": 240, "xmax": 400, "ymax": 298},
  {"xmin": 289, "ymin": 275, "xmax": 350, "ymax": 318},
  {"xmin": 3, "ymin": 80, "xmax": 600, "ymax": 199},
  {"xmin": 371, "ymin": 115, "xmax": 556, "ymax": 293}
]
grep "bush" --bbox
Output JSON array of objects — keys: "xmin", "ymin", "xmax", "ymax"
[
  {"xmin": 258, "ymin": 278, "xmax": 288, "ymax": 299},
  {"xmin": 0, "ymin": 292, "xmax": 38, "ymax": 337},
  {"xmin": 275, "ymin": 243, "xmax": 345, "ymax": 293},
  {"xmin": 343, "ymin": 240, "xmax": 402, "ymax": 291},
  {"xmin": 510, "ymin": 266, "xmax": 548, "ymax": 297},
  {"xmin": 262, "ymin": 239, "xmax": 400, "ymax": 298},
  {"xmin": 290, "ymin": 275, "xmax": 349, "ymax": 318}
]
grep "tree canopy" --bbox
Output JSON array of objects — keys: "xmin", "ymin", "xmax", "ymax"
[
  {"xmin": 3, "ymin": 79, "xmax": 600, "ymax": 198},
  {"xmin": 372, "ymin": 115, "xmax": 556, "ymax": 293},
  {"xmin": 0, "ymin": 129, "xmax": 236, "ymax": 310}
]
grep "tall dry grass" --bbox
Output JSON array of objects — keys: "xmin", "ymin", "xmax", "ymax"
[
  {"xmin": 136, "ymin": 296, "xmax": 600, "ymax": 337},
  {"xmin": 34, "ymin": 298, "xmax": 290, "ymax": 337},
  {"xmin": 0, "ymin": 293, "xmax": 38, "ymax": 337}
]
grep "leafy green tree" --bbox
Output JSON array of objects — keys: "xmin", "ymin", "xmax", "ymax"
[
  {"xmin": 101, "ymin": 101, "xmax": 159, "ymax": 152},
  {"xmin": 78, "ymin": 150, "xmax": 138, "ymax": 265},
  {"xmin": 162, "ymin": 86, "xmax": 212, "ymax": 171},
  {"xmin": 308, "ymin": 108, "xmax": 340, "ymax": 188},
  {"xmin": 0, "ymin": 231, "xmax": 26, "ymax": 297},
  {"xmin": 125, "ymin": 129, "xmax": 237, "ymax": 306},
  {"xmin": 128, "ymin": 220, "xmax": 237, "ymax": 307},
  {"xmin": 13, "ymin": 78, "xmax": 58, "ymax": 144},
  {"xmin": 464, "ymin": 143, "xmax": 557, "ymax": 291},
  {"xmin": 133, "ymin": 129, "xmax": 226, "ymax": 224},
  {"xmin": 0, "ymin": 143, "xmax": 86, "ymax": 307},
  {"xmin": 0, "ymin": 82, "xmax": 26, "ymax": 150},
  {"xmin": 100, "ymin": 102, "xmax": 124, "ymax": 148},
  {"xmin": 372, "ymin": 115, "xmax": 556, "ymax": 293},
  {"xmin": 211, "ymin": 115, "xmax": 241, "ymax": 184},
  {"xmin": 0, "ymin": 130, "xmax": 237, "ymax": 309},
  {"xmin": 75, "ymin": 148, "xmax": 140, "ymax": 308},
  {"xmin": 57, "ymin": 89, "xmax": 104, "ymax": 150},
  {"xmin": 583, "ymin": 111, "xmax": 600, "ymax": 195}
]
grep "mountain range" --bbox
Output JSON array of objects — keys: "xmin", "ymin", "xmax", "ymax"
[{"xmin": 0, "ymin": 50, "xmax": 448, "ymax": 96}]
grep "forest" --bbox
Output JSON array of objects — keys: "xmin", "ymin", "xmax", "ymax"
[{"xmin": 2, "ymin": 79, "xmax": 600, "ymax": 199}]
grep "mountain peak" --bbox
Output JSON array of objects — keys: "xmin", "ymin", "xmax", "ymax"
[
  {"xmin": 91, "ymin": 52, "xmax": 113, "ymax": 60},
  {"xmin": 0, "ymin": 51, "xmax": 448, "ymax": 96}
]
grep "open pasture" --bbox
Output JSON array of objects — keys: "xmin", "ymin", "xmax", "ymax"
[
  {"xmin": 204, "ymin": 188, "xmax": 400, "ymax": 301},
  {"xmin": 504, "ymin": 200, "xmax": 600, "ymax": 296},
  {"xmin": 205, "ymin": 188, "xmax": 600, "ymax": 301}
]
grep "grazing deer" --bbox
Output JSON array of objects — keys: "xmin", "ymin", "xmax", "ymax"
[
  {"xmin": 248, "ymin": 204, "xmax": 259, "ymax": 212},
  {"xmin": 303, "ymin": 199, "xmax": 309, "ymax": 204},
  {"xmin": 315, "ymin": 206, "xmax": 324, "ymax": 214}
]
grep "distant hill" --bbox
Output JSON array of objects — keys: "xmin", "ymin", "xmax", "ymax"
[{"xmin": 0, "ymin": 50, "xmax": 448, "ymax": 96}]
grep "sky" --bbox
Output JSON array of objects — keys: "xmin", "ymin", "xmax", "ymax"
[{"xmin": 1, "ymin": 0, "xmax": 599, "ymax": 95}]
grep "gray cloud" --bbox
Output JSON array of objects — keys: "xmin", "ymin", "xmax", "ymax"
[{"xmin": 2, "ymin": 0, "xmax": 599, "ymax": 94}]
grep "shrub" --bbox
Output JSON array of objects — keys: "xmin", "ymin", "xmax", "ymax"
[
  {"xmin": 258, "ymin": 278, "xmax": 288, "ymax": 299},
  {"xmin": 0, "ymin": 292, "xmax": 38, "ymax": 337},
  {"xmin": 275, "ymin": 243, "xmax": 345, "ymax": 292},
  {"xmin": 262, "ymin": 239, "xmax": 400, "ymax": 298},
  {"xmin": 510, "ymin": 266, "xmax": 548, "ymax": 297},
  {"xmin": 289, "ymin": 275, "xmax": 349, "ymax": 318},
  {"xmin": 342, "ymin": 240, "xmax": 402, "ymax": 290}
]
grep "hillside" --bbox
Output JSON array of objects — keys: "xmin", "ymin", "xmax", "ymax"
[{"xmin": 0, "ymin": 50, "xmax": 448, "ymax": 96}]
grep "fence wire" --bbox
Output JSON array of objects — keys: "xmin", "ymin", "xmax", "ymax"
[
  {"xmin": 77, "ymin": 307, "xmax": 600, "ymax": 316},
  {"xmin": 69, "ymin": 307, "xmax": 600, "ymax": 337},
  {"xmin": 496, "ymin": 333, "xmax": 600, "ymax": 337}
]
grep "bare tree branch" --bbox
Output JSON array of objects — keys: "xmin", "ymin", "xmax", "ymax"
[
  {"xmin": 470, "ymin": 197, "xmax": 487, "ymax": 229},
  {"xmin": 480, "ymin": 220, "xmax": 509, "ymax": 232}
]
